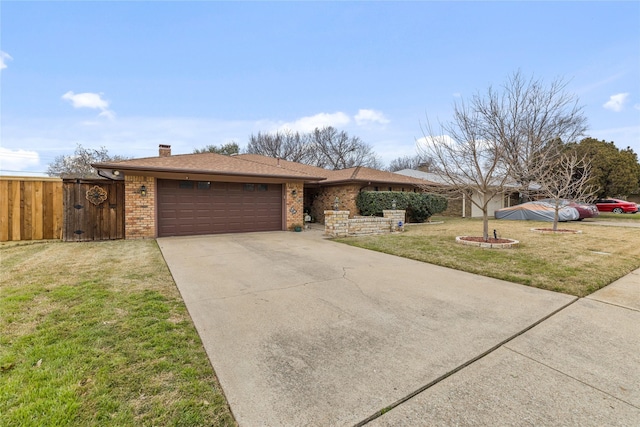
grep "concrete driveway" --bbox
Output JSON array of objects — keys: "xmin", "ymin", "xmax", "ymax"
[{"xmin": 158, "ymin": 229, "xmax": 640, "ymax": 426}]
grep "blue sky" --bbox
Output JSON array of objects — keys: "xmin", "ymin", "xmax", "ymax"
[{"xmin": 2, "ymin": 1, "xmax": 639, "ymax": 176}]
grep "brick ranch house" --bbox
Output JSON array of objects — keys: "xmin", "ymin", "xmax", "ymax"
[{"xmin": 93, "ymin": 145, "xmax": 433, "ymax": 239}]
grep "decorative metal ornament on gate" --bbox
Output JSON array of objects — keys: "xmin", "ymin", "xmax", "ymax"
[{"xmin": 86, "ymin": 185, "xmax": 108, "ymax": 206}]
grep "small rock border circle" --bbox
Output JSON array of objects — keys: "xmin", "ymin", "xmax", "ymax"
[
  {"xmin": 530, "ymin": 228, "xmax": 582, "ymax": 234},
  {"xmin": 455, "ymin": 236, "xmax": 519, "ymax": 249}
]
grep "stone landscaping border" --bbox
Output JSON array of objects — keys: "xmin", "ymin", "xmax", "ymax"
[
  {"xmin": 530, "ymin": 228, "xmax": 582, "ymax": 234},
  {"xmin": 455, "ymin": 236, "xmax": 519, "ymax": 249}
]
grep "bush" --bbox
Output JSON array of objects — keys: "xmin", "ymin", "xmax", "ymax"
[{"xmin": 356, "ymin": 191, "xmax": 447, "ymax": 223}]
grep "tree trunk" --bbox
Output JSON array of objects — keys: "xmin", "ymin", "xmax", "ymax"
[
  {"xmin": 482, "ymin": 192, "xmax": 491, "ymax": 241},
  {"xmin": 482, "ymin": 211, "xmax": 490, "ymax": 241},
  {"xmin": 553, "ymin": 205, "xmax": 560, "ymax": 231}
]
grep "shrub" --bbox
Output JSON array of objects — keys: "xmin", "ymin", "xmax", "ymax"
[{"xmin": 356, "ymin": 191, "xmax": 447, "ymax": 222}]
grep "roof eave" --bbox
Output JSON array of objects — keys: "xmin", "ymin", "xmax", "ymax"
[
  {"xmin": 92, "ymin": 163, "xmax": 327, "ymax": 182},
  {"xmin": 321, "ymin": 178, "xmax": 435, "ymax": 186}
]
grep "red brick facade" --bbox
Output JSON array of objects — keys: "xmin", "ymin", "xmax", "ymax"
[
  {"xmin": 122, "ymin": 175, "xmax": 307, "ymax": 238},
  {"xmin": 124, "ymin": 175, "xmax": 156, "ymax": 239},
  {"xmin": 285, "ymin": 182, "xmax": 304, "ymax": 230},
  {"xmin": 310, "ymin": 184, "xmax": 419, "ymax": 224}
]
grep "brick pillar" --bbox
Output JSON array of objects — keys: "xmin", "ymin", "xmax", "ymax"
[
  {"xmin": 324, "ymin": 210, "xmax": 349, "ymax": 237},
  {"xmin": 383, "ymin": 210, "xmax": 406, "ymax": 232},
  {"xmin": 285, "ymin": 182, "xmax": 304, "ymax": 230},
  {"xmin": 124, "ymin": 176, "xmax": 156, "ymax": 239}
]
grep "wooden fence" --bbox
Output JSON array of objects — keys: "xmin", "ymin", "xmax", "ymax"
[
  {"xmin": 63, "ymin": 179, "xmax": 125, "ymax": 242},
  {"xmin": 0, "ymin": 177, "xmax": 64, "ymax": 241},
  {"xmin": 0, "ymin": 177, "xmax": 125, "ymax": 242}
]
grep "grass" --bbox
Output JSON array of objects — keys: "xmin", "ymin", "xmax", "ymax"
[
  {"xmin": 335, "ymin": 216, "xmax": 640, "ymax": 297},
  {"xmin": 595, "ymin": 212, "xmax": 640, "ymax": 221},
  {"xmin": 0, "ymin": 240, "xmax": 236, "ymax": 427}
]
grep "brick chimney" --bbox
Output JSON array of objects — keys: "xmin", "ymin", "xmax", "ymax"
[{"xmin": 159, "ymin": 144, "xmax": 171, "ymax": 157}]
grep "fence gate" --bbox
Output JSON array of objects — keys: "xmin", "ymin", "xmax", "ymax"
[{"xmin": 63, "ymin": 179, "xmax": 124, "ymax": 242}]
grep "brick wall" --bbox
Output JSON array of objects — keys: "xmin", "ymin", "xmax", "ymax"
[
  {"xmin": 311, "ymin": 184, "xmax": 361, "ymax": 224},
  {"xmin": 382, "ymin": 210, "xmax": 406, "ymax": 231},
  {"xmin": 311, "ymin": 185, "xmax": 420, "ymax": 224},
  {"xmin": 285, "ymin": 182, "xmax": 304, "ymax": 230},
  {"xmin": 325, "ymin": 210, "xmax": 406, "ymax": 237},
  {"xmin": 324, "ymin": 210, "xmax": 350, "ymax": 237},
  {"xmin": 442, "ymin": 197, "xmax": 464, "ymax": 217},
  {"xmin": 124, "ymin": 175, "xmax": 156, "ymax": 239}
]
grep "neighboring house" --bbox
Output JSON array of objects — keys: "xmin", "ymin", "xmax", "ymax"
[
  {"xmin": 93, "ymin": 145, "xmax": 432, "ymax": 239},
  {"xmin": 395, "ymin": 169, "xmax": 518, "ymax": 218}
]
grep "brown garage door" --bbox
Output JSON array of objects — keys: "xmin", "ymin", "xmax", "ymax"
[{"xmin": 157, "ymin": 180, "xmax": 283, "ymax": 237}]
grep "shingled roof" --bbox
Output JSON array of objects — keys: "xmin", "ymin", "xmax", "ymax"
[
  {"xmin": 236, "ymin": 155, "xmax": 435, "ymax": 186},
  {"xmin": 93, "ymin": 152, "xmax": 327, "ymax": 181},
  {"xmin": 321, "ymin": 166, "xmax": 434, "ymax": 186},
  {"xmin": 94, "ymin": 151, "xmax": 436, "ymax": 186}
]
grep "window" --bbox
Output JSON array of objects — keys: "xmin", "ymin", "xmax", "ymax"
[
  {"xmin": 179, "ymin": 181, "xmax": 193, "ymax": 189},
  {"xmin": 257, "ymin": 184, "xmax": 268, "ymax": 192},
  {"xmin": 197, "ymin": 181, "xmax": 211, "ymax": 190},
  {"xmin": 243, "ymin": 184, "xmax": 255, "ymax": 192}
]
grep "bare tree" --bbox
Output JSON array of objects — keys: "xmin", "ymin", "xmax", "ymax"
[
  {"xmin": 535, "ymin": 149, "xmax": 598, "ymax": 231},
  {"xmin": 309, "ymin": 126, "xmax": 381, "ymax": 170},
  {"xmin": 483, "ymin": 71, "xmax": 588, "ymax": 201},
  {"xmin": 47, "ymin": 144, "xmax": 128, "ymax": 178},
  {"xmin": 418, "ymin": 110, "xmax": 512, "ymax": 241},
  {"xmin": 246, "ymin": 130, "xmax": 315, "ymax": 163},
  {"xmin": 246, "ymin": 126, "xmax": 381, "ymax": 170},
  {"xmin": 387, "ymin": 154, "xmax": 432, "ymax": 172}
]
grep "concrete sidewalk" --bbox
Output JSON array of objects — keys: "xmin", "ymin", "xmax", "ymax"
[
  {"xmin": 370, "ymin": 269, "xmax": 640, "ymax": 426},
  {"xmin": 158, "ymin": 230, "xmax": 639, "ymax": 426}
]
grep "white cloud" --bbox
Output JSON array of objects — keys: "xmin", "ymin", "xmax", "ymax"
[
  {"xmin": 415, "ymin": 135, "xmax": 457, "ymax": 150},
  {"xmin": 279, "ymin": 112, "xmax": 351, "ymax": 132},
  {"xmin": 62, "ymin": 91, "xmax": 109, "ymax": 109},
  {"xmin": 354, "ymin": 109, "xmax": 390, "ymax": 126},
  {"xmin": 603, "ymin": 93, "xmax": 629, "ymax": 112},
  {"xmin": 62, "ymin": 91, "xmax": 115, "ymax": 119},
  {"xmin": 98, "ymin": 110, "xmax": 116, "ymax": 120},
  {"xmin": 0, "ymin": 51, "xmax": 12, "ymax": 70},
  {"xmin": 0, "ymin": 147, "xmax": 40, "ymax": 172}
]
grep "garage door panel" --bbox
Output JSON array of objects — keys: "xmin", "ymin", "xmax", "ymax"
[{"xmin": 158, "ymin": 180, "xmax": 282, "ymax": 237}]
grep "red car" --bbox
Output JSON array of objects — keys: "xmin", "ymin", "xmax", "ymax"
[{"xmin": 595, "ymin": 198, "xmax": 639, "ymax": 214}]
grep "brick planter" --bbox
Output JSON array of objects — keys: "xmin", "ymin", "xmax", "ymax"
[{"xmin": 324, "ymin": 210, "xmax": 406, "ymax": 237}]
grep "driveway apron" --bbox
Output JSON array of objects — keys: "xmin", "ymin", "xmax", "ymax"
[{"xmin": 158, "ymin": 230, "xmax": 578, "ymax": 426}]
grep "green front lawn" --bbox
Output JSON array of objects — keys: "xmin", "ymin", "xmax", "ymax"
[
  {"xmin": 335, "ymin": 216, "xmax": 640, "ymax": 297},
  {"xmin": 594, "ymin": 212, "xmax": 640, "ymax": 221},
  {"xmin": 0, "ymin": 240, "xmax": 236, "ymax": 427}
]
